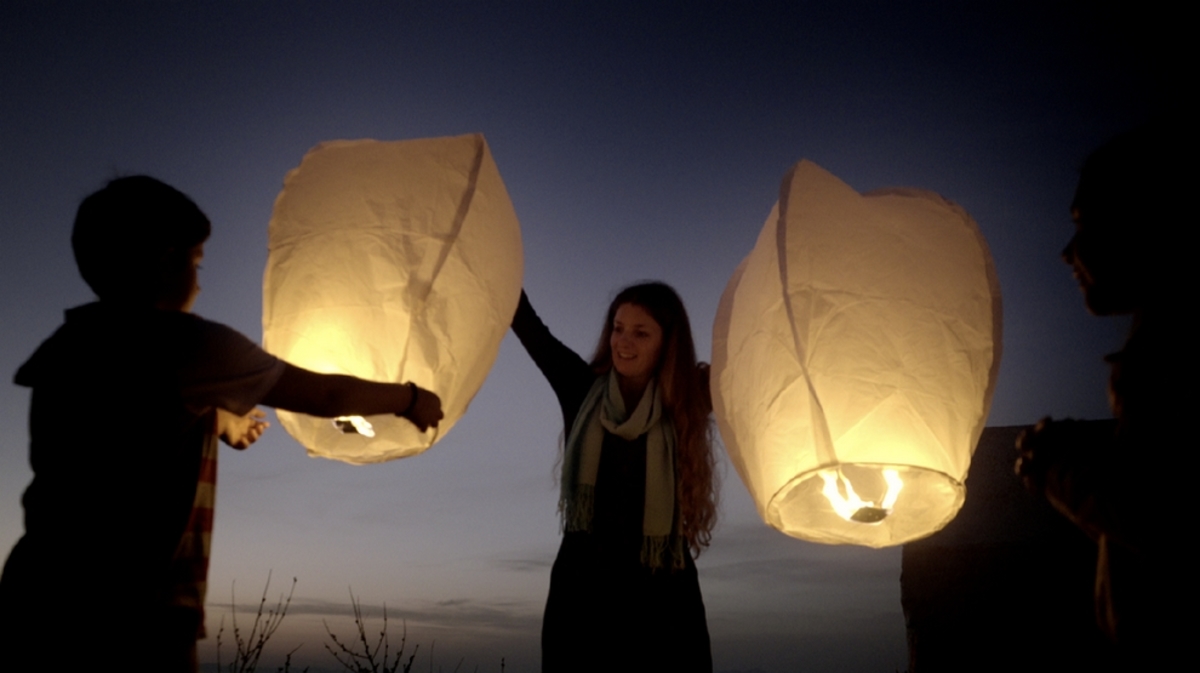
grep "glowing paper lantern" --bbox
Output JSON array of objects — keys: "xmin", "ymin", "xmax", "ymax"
[
  {"xmin": 263, "ymin": 134, "xmax": 523, "ymax": 464},
  {"xmin": 712, "ymin": 160, "xmax": 1001, "ymax": 547}
]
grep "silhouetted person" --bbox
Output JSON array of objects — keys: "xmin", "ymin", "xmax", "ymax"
[
  {"xmin": 1016, "ymin": 122, "xmax": 1191, "ymax": 665},
  {"xmin": 0, "ymin": 176, "xmax": 443, "ymax": 671}
]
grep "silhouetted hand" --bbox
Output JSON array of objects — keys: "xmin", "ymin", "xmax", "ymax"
[
  {"xmin": 218, "ymin": 407, "xmax": 270, "ymax": 449},
  {"xmin": 400, "ymin": 384, "xmax": 444, "ymax": 432},
  {"xmin": 1016, "ymin": 417, "xmax": 1094, "ymax": 497}
]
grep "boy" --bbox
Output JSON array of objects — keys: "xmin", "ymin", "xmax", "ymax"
[
  {"xmin": 1015, "ymin": 122, "xmax": 1189, "ymax": 665},
  {"xmin": 0, "ymin": 176, "xmax": 442, "ymax": 669}
]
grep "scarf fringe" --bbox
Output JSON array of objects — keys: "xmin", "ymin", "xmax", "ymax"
[
  {"xmin": 560, "ymin": 374, "xmax": 687, "ymax": 570},
  {"xmin": 640, "ymin": 534, "xmax": 687, "ymax": 571}
]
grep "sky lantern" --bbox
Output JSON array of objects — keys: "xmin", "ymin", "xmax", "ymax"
[
  {"xmin": 712, "ymin": 160, "xmax": 1001, "ymax": 547},
  {"xmin": 263, "ymin": 134, "xmax": 523, "ymax": 464}
]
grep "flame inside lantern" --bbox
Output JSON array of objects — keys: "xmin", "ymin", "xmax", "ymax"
[
  {"xmin": 820, "ymin": 468, "xmax": 903, "ymax": 523},
  {"xmin": 334, "ymin": 416, "xmax": 376, "ymax": 437}
]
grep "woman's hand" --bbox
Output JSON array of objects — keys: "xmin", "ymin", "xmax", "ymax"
[{"xmin": 217, "ymin": 407, "xmax": 270, "ymax": 449}]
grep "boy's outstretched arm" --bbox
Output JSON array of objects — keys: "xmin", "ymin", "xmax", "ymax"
[{"xmin": 261, "ymin": 363, "xmax": 444, "ymax": 432}]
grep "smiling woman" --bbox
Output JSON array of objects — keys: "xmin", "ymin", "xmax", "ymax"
[
  {"xmin": 511, "ymin": 283, "xmax": 717, "ymax": 673},
  {"xmin": 610, "ymin": 304, "xmax": 663, "ymax": 407}
]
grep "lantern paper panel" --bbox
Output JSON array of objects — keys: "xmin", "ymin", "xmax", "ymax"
[
  {"xmin": 712, "ymin": 160, "xmax": 1001, "ymax": 548},
  {"xmin": 263, "ymin": 134, "xmax": 523, "ymax": 464}
]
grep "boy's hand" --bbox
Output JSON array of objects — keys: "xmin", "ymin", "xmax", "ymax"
[
  {"xmin": 400, "ymin": 384, "xmax": 444, "ymax": 432},
  {"xmin": 218, "ymin": 407, "xmax": 270, "ymax": 449},
  {"xmin": 1015, "ymin": 417, "xmax": 1060, "ymax": 496},
  {"xmin": 1015, "ymin": 417, "xmax": 1101, "ymax": 497}
]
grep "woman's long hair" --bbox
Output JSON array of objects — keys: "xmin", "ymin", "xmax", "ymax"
[{"xmin": 590, "ymin": 282, "xmax": 718, "ymax": 554}]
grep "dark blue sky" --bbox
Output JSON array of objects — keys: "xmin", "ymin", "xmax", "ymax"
[{"xmin": 0, "ymin": 2, "xmax": 1171, "ymax": 671}]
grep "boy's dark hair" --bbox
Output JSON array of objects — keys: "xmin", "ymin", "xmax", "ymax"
[
  {"xmin": 72, "ymin": 175, "xmax": 211, "ymax": 301},
  {"xmin": 1072, "ymin": 118, "xmax": 1188, "ymax": 237}
]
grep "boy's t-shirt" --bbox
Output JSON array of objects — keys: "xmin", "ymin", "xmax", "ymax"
[{"xmin": 0, "ymin": 302, "xmax": 284, "ymax": 637}]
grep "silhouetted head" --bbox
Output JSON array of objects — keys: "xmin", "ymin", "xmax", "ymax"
[
  {"xmin": 1065, "ymin": 121, "xmax": 1182, "ymax": 315},
  {"xmin": 72, "ymin": 175, "xmax": 211, "ymax": 309}
]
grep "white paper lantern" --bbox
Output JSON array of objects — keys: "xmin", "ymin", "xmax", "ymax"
[
  {"xmin": 263, "ymin": 134, "xmax": 523, "ymax": 464},
  {"xmin": 712, "ymin": 160, "xmax": 1001, "ymax": 547}
]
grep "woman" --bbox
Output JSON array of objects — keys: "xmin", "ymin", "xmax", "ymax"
[{"xmin": 512, "ymin": 282, "xmax": 717, "ymax": 672}]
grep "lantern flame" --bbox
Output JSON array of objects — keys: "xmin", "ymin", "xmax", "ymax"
[
  {"xmin": 819, "ymin": 468, "xmax": 904, "ymax": 524},
  {"xmin": 333, "ymin": 416, "xmax": 376, "ymax": 437}
]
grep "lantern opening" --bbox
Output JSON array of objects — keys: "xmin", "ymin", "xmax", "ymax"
[
  {"xmin": 819, "ymin": 468, "xmax": 904, "ymax": 525},
  {"xmin": 334, "ymin": 416, "xmax": 376, "ymax": 437}
]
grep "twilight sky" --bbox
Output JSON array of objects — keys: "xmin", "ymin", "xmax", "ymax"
[{"xmin": 0, "ymin": 2, "xmax": 1172, "ymax": 671}]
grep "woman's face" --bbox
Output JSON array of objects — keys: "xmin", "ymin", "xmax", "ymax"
[{"xmin": 610, "ymin": 303, "xmax": 664, "ymax": 385}]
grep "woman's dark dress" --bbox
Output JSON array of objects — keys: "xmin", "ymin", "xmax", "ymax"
[{"xmin": 512, "ymin": 294, "xmax": 712, "ymax": 673}]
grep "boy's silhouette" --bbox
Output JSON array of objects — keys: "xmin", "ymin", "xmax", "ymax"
[
  {"xmin": 0, "ymin": 176, "xmax": 443, "ymax": 670},
  {"xmin": 1016, "ymin": 122, "xmax": 1190, "ymax": 665}
]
